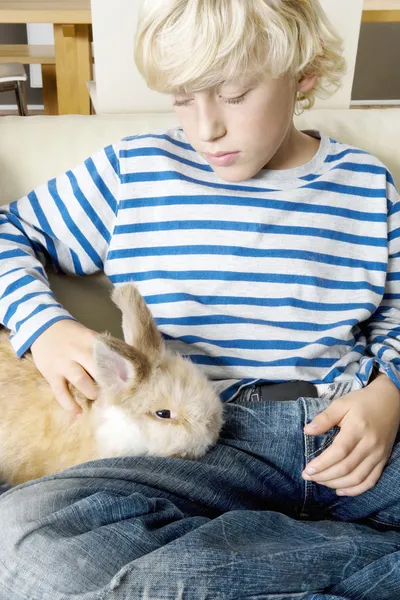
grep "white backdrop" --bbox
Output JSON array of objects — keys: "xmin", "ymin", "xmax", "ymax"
[
  {"xmin": 91, "ymin": 0, "xmax": 363, "ymax": 114},
  {"xmin": 26, "ymin": 23, "xmax": 54, "ymax": 88}
]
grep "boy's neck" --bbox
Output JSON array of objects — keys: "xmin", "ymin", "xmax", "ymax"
[{"xmin": 264, "ymin": 125, "xmax": 320, "ymax": 171}]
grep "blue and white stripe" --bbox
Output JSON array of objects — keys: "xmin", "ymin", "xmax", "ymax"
[{"xmin": 1, "ymin": 127, "xmax": 399, "ymax": 401}]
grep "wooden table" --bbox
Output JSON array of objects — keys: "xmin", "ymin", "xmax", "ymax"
[
  {"xmin": 363, "ymin": 0, "xmax": 400, "ymax": 22},
  {"xmin": 0, "ymin": 1, "xmax": 92, "ymax": 115}
]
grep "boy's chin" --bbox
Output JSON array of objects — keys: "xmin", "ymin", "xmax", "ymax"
[{"xmin": 212, "ymin": 164, "xmax": 261, "ymax": 183}]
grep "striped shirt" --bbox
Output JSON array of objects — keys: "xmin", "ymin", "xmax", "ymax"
[{"xmin": 1, "ymin": 127, "xmax": 400, "ymax": 402}]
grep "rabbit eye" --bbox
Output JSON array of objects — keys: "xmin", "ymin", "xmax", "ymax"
[{"xmin": 155, "ymin": 410, "xmax": 171, "ymax": 419}]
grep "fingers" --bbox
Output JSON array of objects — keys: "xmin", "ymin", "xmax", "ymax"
[
  {"xmin": 304, "ymin": 409, "xmax": 334, "ymax": 434},
  {"xmin": 301, "ymin": 388, "xmax": 398, "ymax": 497},
  {"xmin": 304, "ymin": 398, "xmax": 348, "ymax": 435},
  {"xmin": 30, "ymin": 321, "xmax": 98, "ymax": 416},
  {"xmin": 303, "ymin": 440, "xmax": 367, "ymax": 483},
  {"xmin": 335, "ymin": 462, "xmax": 384, "ymax": 496},
  {"xmin": 303, "ymin": 428, "xmax": 358, "ymax": 475},
  {"xmin": 67, "ymin": 363, "xmax": 98, "ymax": 401},
  {"xmin": 75, "ymin": 331, "xmax": 97, "ymax": 382},
  {"xmin": 302, "ymin": 431, "xmax": 388, "ymax": 496},
  {"xmin": 50, "ymin": 363, "xmax": 97, "ymax": 417},
  {"xmin": 305, "ymin": 452, "xmax": 381, "ymax": 489},
  {"xmin": 50, "ymin": 377, "xmax": 82, "ymax": 418}
]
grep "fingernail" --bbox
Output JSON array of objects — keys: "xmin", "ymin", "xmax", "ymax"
[
  {"xmin": 306, "ymin": 423, "xmax": 317, "ymax": 430},
  {"xmin": 305, "ymin": 467, "xmax": 316, "ymax": 475},
  {"xmin": 337, "ymin": 491, "xmax": 346, "ymax": 496}
]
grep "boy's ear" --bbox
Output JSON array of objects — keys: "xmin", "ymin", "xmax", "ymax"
[
  {"xmin": 111, "ymin": 284, "xmax": 165, "ymax": 361},
  {"xmin": 93, "ymin": 334, "xmax": 150, "ymax": 392},
  {"xmin": 297, "ymin": 73, "xmax": 319, "ymax": 94}
]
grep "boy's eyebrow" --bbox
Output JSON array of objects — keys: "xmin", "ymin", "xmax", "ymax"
[
  {"xmin": 171, "ymin": 74, "xmax": 259, "ymax": 97},
  {"xmin": 170, "ymin": 88, "xmax": 191, "ymax": 96},
  {"xmin": 220, "ymin": 75, "xmax": 259, "ymax": 88}
]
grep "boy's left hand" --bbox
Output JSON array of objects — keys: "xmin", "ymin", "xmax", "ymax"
[{"xmin": 302, "ymin": 373, "xmax": 400, "ymax": 496}]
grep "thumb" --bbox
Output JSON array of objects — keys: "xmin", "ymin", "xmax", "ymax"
[{"xmin": 304, "ymin": 398, "xmax": 347, "ymax": 435}]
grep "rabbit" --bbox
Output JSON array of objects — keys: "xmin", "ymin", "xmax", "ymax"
[{"xmin": 0, "ymin": 283, "xmax": 224, "ymax": 486}]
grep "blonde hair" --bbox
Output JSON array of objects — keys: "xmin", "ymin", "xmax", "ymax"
[{"xmin": 135, "ymin": 0, "xmax": 347, "ymax": 113}]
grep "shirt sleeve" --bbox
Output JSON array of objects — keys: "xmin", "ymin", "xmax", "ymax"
[
  {"xmin": 360, "ymin": 170, "xmax": 400, "ymax": 389},
  {"xmin": 0, "ymin": 143, "xmax": 120, "ymax": 357}
]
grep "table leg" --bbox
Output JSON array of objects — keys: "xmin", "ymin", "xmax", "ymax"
[
  {"xmin": 41, "ymin": 64, "xmax": 58, "ymax": 115},
  {"xmin": 53, "ymin": 23, "xmax": 92, "ymax": 115}
]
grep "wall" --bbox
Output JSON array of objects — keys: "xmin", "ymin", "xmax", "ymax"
[{"xmin": 353, "ymin": 22, "xmax": 400, "ymax": 101}]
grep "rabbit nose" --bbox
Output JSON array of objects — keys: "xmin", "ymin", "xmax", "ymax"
[{"xmin": 155, "ymin": 410, "xmax": 171, "ymax": 419}]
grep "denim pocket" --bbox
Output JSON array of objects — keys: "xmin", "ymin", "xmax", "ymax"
[{"xmin": 308, "ymin": 425, "xmax": 340, "ymax": 459}]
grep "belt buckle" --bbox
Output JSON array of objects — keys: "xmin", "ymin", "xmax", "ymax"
[{"xmin": 249, "ymin": 388, "xmax": 262, "ymax": 402}]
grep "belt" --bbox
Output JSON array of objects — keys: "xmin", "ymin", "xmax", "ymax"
[{"xmin": 250, "ymin": 381, "xmax": 319, "ymax": 402}]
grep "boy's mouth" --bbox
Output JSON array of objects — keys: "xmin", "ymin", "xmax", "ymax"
[{"xmin": 205, "ymin": 151, "xmax": 240, "ymax": 167}]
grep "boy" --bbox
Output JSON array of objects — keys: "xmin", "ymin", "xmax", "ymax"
[{"xmin": 0, "ymin": 0, "xmax": 400, "ymax": 598}]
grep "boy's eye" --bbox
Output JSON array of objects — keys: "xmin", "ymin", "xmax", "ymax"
[
  {"xmin": 223, "ymin": 92, "xmax": 248, "ymax": 105},
  {"xmin": 173, "ymin": 91, "xmax": 249, "ymax": 107},
  {"xmin": 173, "ymin": 97, "xmax": 193, "ymax": 107}
]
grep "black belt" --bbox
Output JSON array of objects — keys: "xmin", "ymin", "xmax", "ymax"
[{"xmin": 250, "ymin": 381, "xmax": 318, "ymax": 402}]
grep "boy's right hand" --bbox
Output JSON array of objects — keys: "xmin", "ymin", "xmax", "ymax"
[{"xmin": 30, "ymin": 320, "xmax": 98, "ymax": 418}]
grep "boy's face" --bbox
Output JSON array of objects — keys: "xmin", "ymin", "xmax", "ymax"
[{"xmin": 172, "ymin": 72, "xmax": 315, "ymax": 183}]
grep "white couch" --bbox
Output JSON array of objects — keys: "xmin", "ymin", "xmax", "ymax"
[{"xmin": 1, "ymin": 109, "xmax": 399, "ymax": 338}]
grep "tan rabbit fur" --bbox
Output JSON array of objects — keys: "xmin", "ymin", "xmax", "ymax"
[{"xmin": 0, "ymin": 284, "xmax": 224, "ymax": 486}]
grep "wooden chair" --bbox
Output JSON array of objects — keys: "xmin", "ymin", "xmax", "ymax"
[
  {"xmin": 0, "ymin": 44, "xmax": 57, "ymax": 114},
  {"xmin": 0, "ymin": 63, "xmax": 28, "ymax": 116}
]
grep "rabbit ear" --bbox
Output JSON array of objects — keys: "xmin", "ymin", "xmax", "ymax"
[
  {"xmin": 93, "ymin": 334, "xmax": 150, "ymax": 392},
  {"xmin": 111, "ymin": 284, "xmax": 165, "ymax": 360}
]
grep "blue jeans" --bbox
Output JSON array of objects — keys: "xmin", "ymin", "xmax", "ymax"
[{"xmin": 0, "ymin": 391, "xmax": 400, "ymax": 600}]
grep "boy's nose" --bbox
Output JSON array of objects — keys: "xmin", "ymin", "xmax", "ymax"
[{"xmin": 197, "ymin": 107, "xmax": 227, "ymax": 143}]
